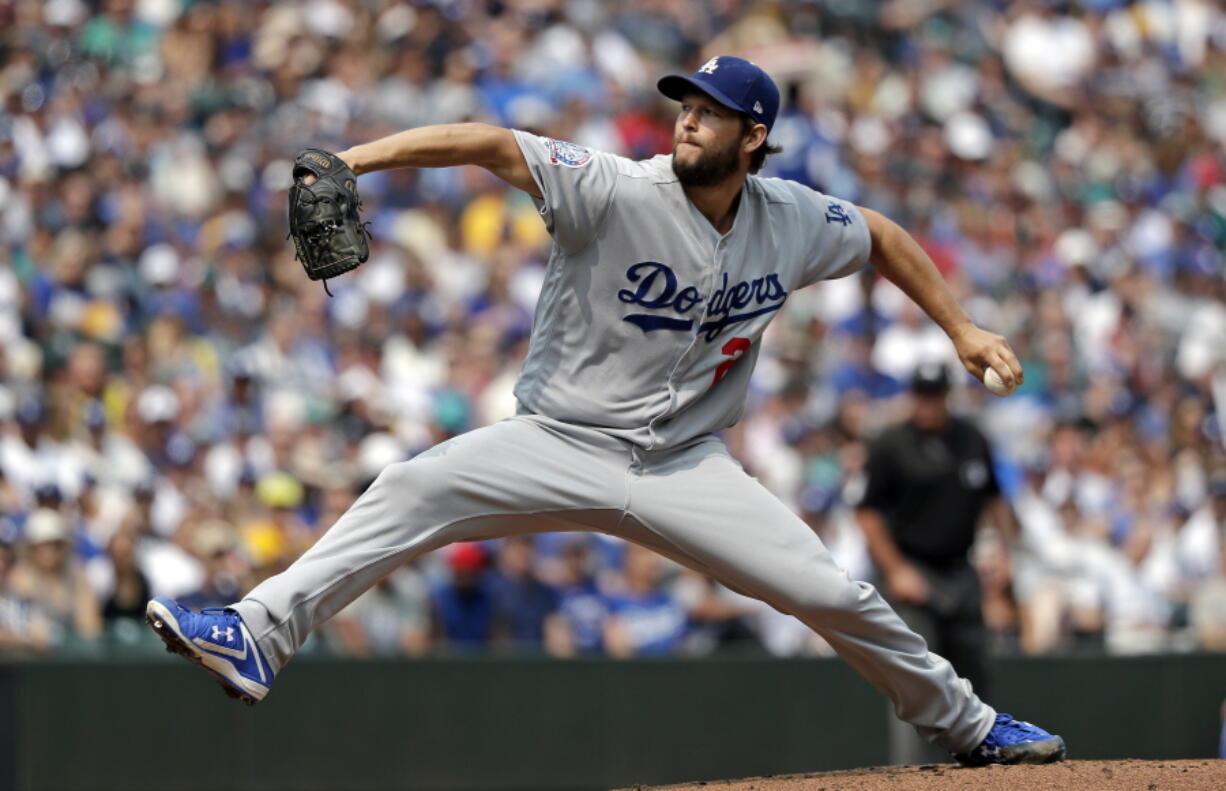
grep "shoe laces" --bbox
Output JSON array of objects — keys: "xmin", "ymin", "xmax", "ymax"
[
  {"xmin": 988, "ymin": 713, "xmax": 1047, "ymax": 746},
  {"xmin": 198, "ymin": 607, "xmax": 240, "ymax": 627}
]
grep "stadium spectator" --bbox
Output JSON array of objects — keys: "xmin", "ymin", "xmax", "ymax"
[
  {"xmin": 177, "ymin": 520, "xmax": 246, "ymax": 611},
  {"xmin": 602, "ymin": 544, "xmax": 688, "ymax": 658},
  {"xmin": 488, "ymin": 536, "xmax": 557, "ymax": 651},
  {"xmin": 328, "ymin": 560, "xmax": 431, "ymax": 658},
  {"xmin": 671, "ymin": 569, "xmax": 759, "ymax": 655},
  {"xmin": 7, "ymin": 508, "xmax": 101, "ymax": 646},
  {"xmin": 1011, "ymin": 460, "xmax": 1103, "ymax": 655},
  {"xmin": 98, "ymin": 527, "xmax": 150, "ymax": 625},
  {"xmin": 1190, "ymin": 487, "xmax": 1226, "ymax": 651},
  {"xmin": 0, "ymin": 519, "xmax": 52, "ymax": 652},
  {"xmin": 544, "ymin": 537, "xmax": 608, "ymax": 657},
  {"xmin": 432, "ymin": 541, "xmax": 496, "ymax": 651}
]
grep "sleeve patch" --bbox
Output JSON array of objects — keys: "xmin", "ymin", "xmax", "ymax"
[
  {"xmin": 544, "ymin": 138, "xmax": 592, "ymax": 167},
  {"xmin": 824, "ymin": 201, "xmax": 853, "ymax": 226}
]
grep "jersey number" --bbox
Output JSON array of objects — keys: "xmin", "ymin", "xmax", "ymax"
[{"xmin": 712, "ymin": 337, "xmax": 751, "ymax": 387}]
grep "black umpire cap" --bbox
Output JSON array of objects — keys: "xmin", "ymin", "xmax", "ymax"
[{"xmin": 910, "ymin": 362, "xmax": 951, "ymax": 394}]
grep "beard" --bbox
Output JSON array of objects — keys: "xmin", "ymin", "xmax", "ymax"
[{"xmin": 671, "ymin": 136, "xmax": 742, "ymax": 187}]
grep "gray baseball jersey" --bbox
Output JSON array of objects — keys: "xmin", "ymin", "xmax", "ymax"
[
  {"xmin": 511, "ymin": 130, "xmax": 870, "ymax": 450},
  {"xmin": 230, "ymin": 133, "xmax": 996, "ymax": 756}
]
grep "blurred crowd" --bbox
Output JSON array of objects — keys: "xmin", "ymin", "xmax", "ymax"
[{"xmin": 1, "ymin": 0, "xmax": 1224, "ymax": 659}]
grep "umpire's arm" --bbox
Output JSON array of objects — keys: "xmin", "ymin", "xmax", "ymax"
[
  {"xmin": 855, "ymin": 436, "xmax": 929, "ymax": 605},
  {"xmin": 859, "ymin": 207, "xmax": 1023, "ymax": 391},
  {"xmin": 338, "ymin": 123, "xmax": 541, "ymax": 198}
]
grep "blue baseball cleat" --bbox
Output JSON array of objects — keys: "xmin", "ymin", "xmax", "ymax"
[
  {"xmin": 956, "ymin": 713, "xmax": 1066, "ymax": 766},
  {"xmin": 145, "ymin": 596, "xmax": 274, "ymax": 705}
]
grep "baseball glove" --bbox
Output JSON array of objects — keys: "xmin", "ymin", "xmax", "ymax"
[{"xmin": 287, "ymin": 148, "xmax": 370, "ymax": 293}]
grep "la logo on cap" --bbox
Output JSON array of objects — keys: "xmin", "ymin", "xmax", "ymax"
[{"xmin": 698, "ymin": 57, "xmax": 719, "ymax": 74}]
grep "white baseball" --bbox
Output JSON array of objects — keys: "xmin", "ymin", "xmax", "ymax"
[{"xmin": 983, "ymin": 368, "xmax": 1016, "ymax": 396}]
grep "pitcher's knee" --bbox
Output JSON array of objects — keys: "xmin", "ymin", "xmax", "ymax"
[
  {"xmin": 781, "ymin": 576, "xmax": 869, "ymax": 617},
  {"xmin": 369, "ymin": 459, "xmax": 443, "ymax": 509},
  {"xmin": 373, "ymin": 460, "xmax": 415, "ymax": 489}
]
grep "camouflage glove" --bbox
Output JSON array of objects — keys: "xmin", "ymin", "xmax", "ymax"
[{"xmin": 287, "ymin": 148, "xmax": 370, "ymax": 292}]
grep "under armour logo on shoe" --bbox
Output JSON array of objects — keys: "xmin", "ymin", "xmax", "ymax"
[
  {"xmin": 212, "ymin": 625, "xmax": 235, "ymax": 643},
  {"xmin": 698, "ymin": 57, "xmax": 719, "ymax": 75}
]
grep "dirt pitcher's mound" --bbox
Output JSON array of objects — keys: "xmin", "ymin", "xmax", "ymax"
[{"xmin": 618, "ymin": 759, "xmax": 1226, "ymax": 791}]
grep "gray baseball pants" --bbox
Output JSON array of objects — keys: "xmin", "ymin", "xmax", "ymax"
[{"xmin": 233, "ymin": 414, "xmax": 995, "ymax": 753}]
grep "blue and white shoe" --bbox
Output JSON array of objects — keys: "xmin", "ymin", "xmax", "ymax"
[
  {"xmin": 956, "ymin": 713, "xmax": 1066, "ymax": 766},
  {"xmin": 145, "ymin": 596, "xmax": 274, "ymax": 705}
]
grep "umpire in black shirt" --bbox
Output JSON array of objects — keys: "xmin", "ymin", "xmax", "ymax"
[{"xmin": 855, "ymin": 362, "xmax": 1019, "ymax": 703}]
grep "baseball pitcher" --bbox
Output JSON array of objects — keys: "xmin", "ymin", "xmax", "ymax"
[{"xmin": 147, "ymin": 56, "xmax": 1064, "ymax": 767}]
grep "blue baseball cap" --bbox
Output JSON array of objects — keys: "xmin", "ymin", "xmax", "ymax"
[{"xmin": 658, "ymin": 55, "xmax": 780, "ymax": 132}]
